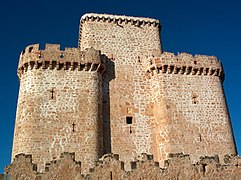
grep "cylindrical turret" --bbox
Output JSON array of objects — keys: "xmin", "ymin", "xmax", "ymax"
[
  {"xmin": 146, "ymin": 52, "xmax": 237, "ymax": 165},
  {"xmin": 12, "ymin": 44, "xmax": 105, "ymax": 173}
]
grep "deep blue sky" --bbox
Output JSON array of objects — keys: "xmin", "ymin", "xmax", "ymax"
[{"xmin": 0, "ymin": 0, "xmax": 240, "ymax": 173}]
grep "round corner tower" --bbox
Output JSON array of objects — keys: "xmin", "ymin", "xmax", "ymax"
[
  {"xmin": 12, "ymin": 43, "xmax": 105, "ymax": 173},
  {"xmin": 146, "ymin": 52, "xmax": 237, "ymax": 164}
]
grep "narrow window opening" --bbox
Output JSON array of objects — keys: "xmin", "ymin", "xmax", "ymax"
[
  {"xmin": 199, "ymin": 133, "xmax": 202, "ymax": 142},
  {"xmin": 60, "ymin": 52, "xmax": 64, "ymax": 58},
  {"xmin": 110, "ymin": 171, "xmax": 112, "ymax": 180},
  {"xmin": 129, "ymin": 126, "xmax": 132, "ymax": 134},
  {"xmin": 194, "ymin": 60, "xmax": 197, "ymax": 65},
  {"xmin": 138, "ymin": 56, "xmax": 141, "ymax": 63},
  {"xmin": 72, "ymin": 122, "xmax": 76, "ymax": 132},
  {"xmin": 126, "ymin": 116, "xmax": 132, "ymax": 124},
  {"xmin": 29, "ymin": 46, "xmax": 33, "ymax": 53},
  {"xmin": 50, "ymin": 89, "xmax": 55, "ymax": 99},
  {"xmin": 202, "ymin": 164, "xmax": 207, "ymax": 174},
  {"xmin": 192, "ymin": 94, "xmax": 198, "ymax": 104}
]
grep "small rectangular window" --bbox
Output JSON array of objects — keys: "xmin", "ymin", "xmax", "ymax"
[{"xmin": 126, "ymin": 117, "xmax": 132, "ymax": 124}]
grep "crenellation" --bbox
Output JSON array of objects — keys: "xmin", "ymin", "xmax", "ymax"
[
  {"xmin": 18, "ymin": 44, "xmax": 105, "ymax": 79},
  {"xmin": 5, "ymin": 154, "xmax": 39, "ymax": 180},
  {"xmin": 148, "ymin": 52, "xmax": 222, "ymax": 68},
  {"xmin": 10, "ymin": 12, "xmax": 238, "ymax": 178},
  {"xmin": 6, "ymin": 153, "xmax": 241, "ymax": 179},
  {"xmin": 14, "ymin": 43, "xmax": 105, "ymax": 174},
  {"xmin": 146, "ymin": 52, "xmax": 224, "ymax": 80},
  {"xmin": 80, "ymin": 13, "xmax": 160, "ymax": 26},
  {"xmin": 78, "ymin": 13, "xmax": 161, "ymax": 47},
  {"xmin": 45, "ymin": 44, "xmax": 61, "ymax": 51}
]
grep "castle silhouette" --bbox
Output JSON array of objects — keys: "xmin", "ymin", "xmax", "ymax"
[{"xmin": 3, "ymin": 13, "xmax": 238, "ymax": 179}]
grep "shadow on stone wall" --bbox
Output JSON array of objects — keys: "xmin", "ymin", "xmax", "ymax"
[
  {"xmin": 102, "ymin": 55, "xmax": 115, "ymax": 154},
  {"xmin": 2, "ymin": 152, "xmax": 241, "ymax": 180}
]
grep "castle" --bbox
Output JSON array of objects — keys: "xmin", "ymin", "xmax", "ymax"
[{"xmin": 2, "ymin": 13, "xmax": 240, "ymax": 179}]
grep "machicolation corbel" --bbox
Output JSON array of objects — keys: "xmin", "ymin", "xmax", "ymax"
[
  {"xmin": 146, "ymin": 52, "xmax": 224, "ymax": 81},
  {"xmin": 17, "ymin": 44, "xmax": 106, "ymax": 78}
]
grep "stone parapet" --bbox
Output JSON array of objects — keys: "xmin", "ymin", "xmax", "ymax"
[
  {"xmin": 146, "ymin": 52, "xmax": 224, "ymax": 81},
  {"xmin": 18, "ymin": 44, "xmax": 105, "ymax": 78},
  {"xmin": 4, "ymin": 152, "xmax": 241, "ymax": 179},
  {"xmin": 81, "ymin": 13, "xmax": 160, "ymax": 25},
  {"xmin": 78, "ymin": 13, "xmax": 160, "ymax": 47}
]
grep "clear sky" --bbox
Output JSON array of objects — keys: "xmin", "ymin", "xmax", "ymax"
[{"xmin": 0, "ymin": 0, "xmax": 240, "ymax": 173}]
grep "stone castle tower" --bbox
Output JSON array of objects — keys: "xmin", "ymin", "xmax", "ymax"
[{"xmin": 12, "ymin": 13, "xmax": 237, "ymax": 174}]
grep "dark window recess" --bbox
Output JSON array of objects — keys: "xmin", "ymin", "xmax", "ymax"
[
  {"xmin": 194, "ymin": 60, "xmax": 197, "ymax": 65},
  {"xmin": 29, "ymin": 46, "xmax": 33, "ymax": 53},
  {"xmin": 126, "ymin": 116, "xmax": 133, "ymax": 124},
  {"xmin": 192, "ymin": 94, "xmax": 198, "ymax": 104},
  {"xmin": 39, "ymin": 53, "xmax": 43, "ymax": 58},
  {"xmin": 129, "ymin": 126, "xmax": 132, "ymax": 134},
  {"xmin": 138, "ymin": 56, "xmax": 141, "ymax": 63},
  {"xmin": 50, "ymin": 89, "xmax": 55, "ymax": 99},
  {"xmin": 202, "ymin": 164, "xmax": 207, "ymax": 174},
  {"xmin": 60, "ymin": 53, "xmax": 64, "ymax": 58},
  {"xmin": 72, "ymin": 122, "xmax": 76, "ymax": 132},
  {"xmin": 110, "ymin": 171, "xmax": 112, "ymax": 180}
]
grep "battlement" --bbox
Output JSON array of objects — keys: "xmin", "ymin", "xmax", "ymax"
[
  {"xmin": 44, "ymin": 152, "xmax": 81, "ymax": 173},
  {"xmin": 4, "ymin": 152, "xmax": 241, "ymax": 179},
  {"xmin": 18, "ymin": 44, "xmax": 105, "ymax": 78},
  {"xmin": 10, "ymin": 12, "xmax": 237, "ymax": 179},
  {"xmin": 78, "ymin": 13, "xmax": 160, "ymax": 48},
  {"xmin": 81, "ymin": 13, "xmax": 160, "ymax": 26},
  {"xmin": 146, "ymin": 52, "xmax": 224, "ymax": 81}
]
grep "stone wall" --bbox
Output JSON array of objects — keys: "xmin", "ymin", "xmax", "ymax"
[
  {"xmin": 18, "ymin": 44, "xmax": 104, "ymax": 78},
  {"xmin": 79, "ymin": 13, "xmax": 162, "ymax": 169},
  {"xmin": 147, "ymin": 52, "xmax": 236, "ymax": 165},
  {"xmin": 3, "ymin": 152, "xmax": 241, "ymax": 179},
  {"xmin": 10, "ymin": 13, "xmax": 237, "ymax": 176},
  {"xmin": 12, "ymin": 44, "xmax": 105, "ymax": 174},
  {"xmin": 77, "ymin": 13, "xmax": 236, "ymax": 169}
]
